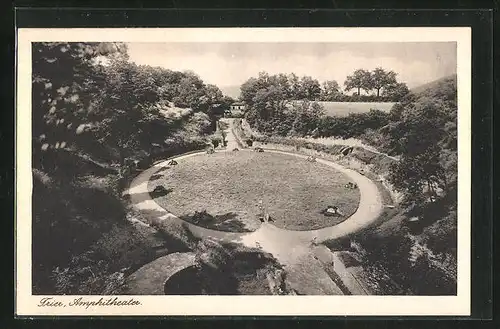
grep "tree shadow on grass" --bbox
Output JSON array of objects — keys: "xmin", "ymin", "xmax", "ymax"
[
  {"xmin": 149, "ymin": 174, "xmax": 164, "ymax": 181},
  {"xmin": 217, "ymin": 220, "xmax": 253, "ymax": 233},
  {"xmin": 179, "ymin": 211, "xmax": 253, "ymax": 233},
  {"xmin": 155, "ymin": 167, "xmax": 169, "ymax": 174},
  {"xmin": 136, "ymin": 206, "xmax": 197, "ymax": 252}
]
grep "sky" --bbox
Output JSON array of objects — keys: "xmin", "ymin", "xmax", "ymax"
[{"xmin": 126, "ymin": 42, "xmax": 456, "ymax": 91}]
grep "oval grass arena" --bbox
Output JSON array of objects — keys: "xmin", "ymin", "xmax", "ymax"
[{"xmin": 148, "ymin": 150, "xmax": 360, "ymax": 232}]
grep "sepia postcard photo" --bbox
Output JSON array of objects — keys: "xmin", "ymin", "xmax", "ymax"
[{"xmin": 16, "ymin": 27, "xmax": 471, "ymax": 316}]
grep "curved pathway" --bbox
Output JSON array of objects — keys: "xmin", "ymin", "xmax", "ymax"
[{"xmin": 126, "ymin": 119, "xmax": 384, "ymax": 295}]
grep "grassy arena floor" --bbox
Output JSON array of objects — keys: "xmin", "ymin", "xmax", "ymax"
[{"xmin": 148, "ymin": 151, "xmax": 360, "ymax": 232}]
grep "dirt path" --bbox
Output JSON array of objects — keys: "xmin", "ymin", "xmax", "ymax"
[
  {"xmin": 126, "ymin": 118, "xmax": 384, "ymax": 295},
  {"xmin": 219, "ymin": 118, "xmax": 240, "ymax": 150}
]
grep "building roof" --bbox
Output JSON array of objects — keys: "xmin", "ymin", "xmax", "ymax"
[{"xmin": 231, "ymin": 102, "xmax": 245, "ymax": 106}]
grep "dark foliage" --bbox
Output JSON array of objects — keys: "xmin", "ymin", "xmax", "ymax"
[{"xmin": 32, "ymin": 42, "xmax": 222, "ymax": 294}]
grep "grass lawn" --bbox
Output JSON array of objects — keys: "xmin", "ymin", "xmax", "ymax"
[
  {"xmin": 148, "ymin": 150, "xmax": 360, "ymax": 231},
  {"xmin": 318, "ymin": 101, "xmax": 395, "ymax": 117}
]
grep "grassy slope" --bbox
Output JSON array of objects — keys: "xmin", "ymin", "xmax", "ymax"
[
  {"xmin": 318, "ymin": 101, "xmax": 396, "ymax": 117},
  {"xmin": 410, "ymin": 74, "xmax": 457, "ymax": 94},
  {"xmin": 149, "ymin": 151, "xmax": 360, "ymax": 231},
  {"xmin": 32, "ymin": 158, "xmax": 191, "ymax": 295}
]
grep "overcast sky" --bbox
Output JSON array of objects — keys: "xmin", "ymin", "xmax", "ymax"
[{"xmin": 127, "ymin": 42, "xmax": 456, "ymax": 89}]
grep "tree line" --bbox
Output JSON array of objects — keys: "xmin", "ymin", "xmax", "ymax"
[
  {"xmin": 32, "ymin": 42, "xmax": 231, "ymax": 175},
  {"xmin": 239, "ymin": 68, "xmax": 409, "ymax": 105},
  {"xmin": 240, "ymin": 71, "xmax": 392, "ymax": 138}
]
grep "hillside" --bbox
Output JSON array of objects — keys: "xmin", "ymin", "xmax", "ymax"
[
  {"xmin": 411, "ymin": 74, "xmax": 457, "ymax": 95},
  {"xmin": 32, "ymin": 42, "xmax": 223, "ymax": 295},
  {"xmin": 240, "ymin": 69, "xmax": 458, "ymax": 295}
]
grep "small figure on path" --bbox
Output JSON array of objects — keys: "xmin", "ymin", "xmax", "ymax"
[
  {"xmin": 257, "ymin": 199, "xmax": 268, "ymax": 222},
  {"xmin": 232, "ymin": 148, "xmax": 239, "ymax": 152},
  {"xmin": 264, "ymin": 213, "xmax": 271, "ymax": 222},
  {"xmin": 168, "ymin": 159, "xmax": 178, "ymax": 166},
  {"xmin": 306, "ymin": 155, "xmax": 316, "ymax": 162},
  {"xmin": 254, "ymin": 147, "xmax": 264, "ymax": 152}
]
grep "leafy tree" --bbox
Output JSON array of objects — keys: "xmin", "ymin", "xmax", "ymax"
[
  {"xmin": 370, "ymin": 67, "xmax": 398, "ymax": 97},
  {"xmin": 320, "ymin": 80, "xmax": 341, "ymax": 101},
  {"xmin": 287, "ymin": 101, "xmax": 325, "ymax": 136},
  {"xmin": 32, "ymin": 42, "xmax": 129, "ymax": 171},
  {"xmin": 389, "ymin": 149, "xmax": 447, "ymax": 206},
  {"xmin": 288, "ymin": 73, "xmax": 301, "ymax": 98},
  {"xmin": 344, "ymin": 69, "xmax": 372, "ymax": 96},
  {"xmin": 298, "ymin": 76, "xmax": 321, "ymax": 100},
  {"xmin": 386, "ymin": 81, "xmax": 457, "ymax": 206},
  {"xmin": 383, "ymin": 82, "xmax": 410, "ymax": 101},
  {"xmin": 240, "ymin": 77, "xmax": 259, "ymax": 106}
]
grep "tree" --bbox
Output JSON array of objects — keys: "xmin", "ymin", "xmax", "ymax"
[
  {"xmin": 32, "ymin": 42, "xmax": 130, "ymax": 171},
  {"xmin": 172, "ymin": 72, "xmax": 206, "ymax": 109},
  {"xmin": 370, "ymin": 67, "xmax": 398, "ymax": 97},
  {"xmin": 240, "ymin": 77, "xmax": 261, "ymax": 106},
  {"xmin": 288, "ymin": 101, "xmax": 325, "ymax": 136},
  {"xmin": 204, "ymin": 84, "xmax": 224, "ymax": 103},
  {"xmin": 288, "ymin": 73, "xmax": 301, "ymax": 99},
  {"xmin": 344, "ymin": 69, "xmax": 372, "ymax": 96},
  {"xmin": 320, "ymin": 80, "xmax": 341, "ymax": 101},
  {"xmin": 386, "ymin": 89, "xmax": 457, "ymax": 206},
  {"xmin": 383, "ymin": 82, "xmax": 410, "ymax": 101},
  {"xmin": 298, "ymin": 76, "xmax": 321, "ymax": 100},
  {"xmin": 199, "ymin": 84, "xmax": 224, "ymax": 127},
  {"xmin": 389, "ymin": 149, "xmax": 448, "ymax": 205},
  {"xmin": 241, "ymin": 72, "xmax": 294, "ymax": 129}
]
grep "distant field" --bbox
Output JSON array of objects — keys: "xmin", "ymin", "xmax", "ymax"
[{"xmin": 317, "ymin": 102, "xmax": 396, "ymax": 117}]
